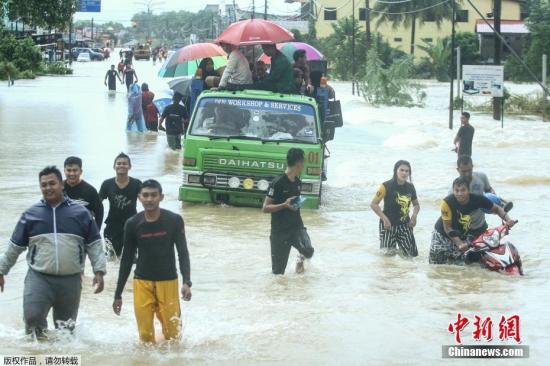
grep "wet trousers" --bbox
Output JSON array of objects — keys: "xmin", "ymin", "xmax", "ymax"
[
  {"xmin": 23, "ymin": 269, "xmax": 82, "ymax": 336},
  {"xmin": 379, "ymin": 221, "xmax": 418, "ymax": 257},
  {"xmin": 133, "ymin": 278, "xmax": 181, "ymax": 343}
]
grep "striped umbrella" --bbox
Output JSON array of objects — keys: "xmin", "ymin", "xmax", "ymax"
[{"xmin": 159, "ymin": 43, "xmax": 227, "ymax": 78}]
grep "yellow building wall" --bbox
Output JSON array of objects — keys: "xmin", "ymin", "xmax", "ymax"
[{"xmin": 315, "ymin": 0, "xmax": 521, "ymax": 57}]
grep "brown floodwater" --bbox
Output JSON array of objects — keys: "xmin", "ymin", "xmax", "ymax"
[{"xmin": 0, "ymin": 56, "xmax": 549, "ymax": 365}]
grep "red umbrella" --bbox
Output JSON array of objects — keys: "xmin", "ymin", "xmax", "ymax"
[{"xmin": 215, "ymin": 19, "xmax": 294, "ymax": 46}]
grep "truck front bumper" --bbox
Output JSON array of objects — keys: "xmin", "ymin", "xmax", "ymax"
[{"xmin": 179, "ymin": 185, "xmax": 320, "ymax": 209}]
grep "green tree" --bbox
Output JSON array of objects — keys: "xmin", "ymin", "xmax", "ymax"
[
  {"xmin": 318, "ymin": 17, "xmax": 366, "ymax": 80},
  {"xmin": 0, "ymin": 33, "xmax": 41, "ymax": 72},
  {"xmin": 418, "ymin": 39, "xmax": 452, "ymax": 81},
  {"xmin": 360, "ymin": 42, "xmax": 425, "ymax": 106},
  {"xmin": 373, "ymin": 0, "xmax": 456, "ymax": 56},
  {"xmin": 444, "ymin": 32, "xmax": 481, "ymax": 66},
  {"xmin": 7, "ymin": 0, "xmax": 76, "ymax": 30},
  {"xmin": 504, "ymin": 0, "xmax": 550, "ymax": 82}
]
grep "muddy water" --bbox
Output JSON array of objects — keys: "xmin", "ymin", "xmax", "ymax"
[{"xmin": 0, "ymin": 57, "xmax": 548, "ymax": 366}]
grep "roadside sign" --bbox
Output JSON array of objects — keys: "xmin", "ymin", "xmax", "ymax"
[
  {"xmin": 462, "ymin": 65, "xmax": 504, "ymax": 97},
  {"xmin": 78, "ymin": 0, "xmax": 101, "ymax": 13}
]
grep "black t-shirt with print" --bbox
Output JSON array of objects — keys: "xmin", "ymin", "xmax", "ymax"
[
  {"xmin": 267, "ymin": 173, "xmax": 304, "ymax": 233},
  {"xmin": 99, "ymin": 177, "xmax": 142, "ymax": 227},
  {"xmin": 374, "ymin": 179, "xmax": 417, "ymax": 226},
  {"xmin": 435, "ymin": 193, "xmax": 493, "ymax": 237}
]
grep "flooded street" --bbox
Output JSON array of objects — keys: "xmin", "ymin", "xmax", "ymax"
[{"xmin": 0, "ymin": 57, "xmax": 549, "ymax": 365}]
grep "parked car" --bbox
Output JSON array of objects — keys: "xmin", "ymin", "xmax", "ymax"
[
  {"xmin": 92, "ymin": 48, "xmax": 110, "ymax": 59},
  {"xmin": 72, "ymin": 47, "xmax": 104, "ymax": 61},
  {"xmin": 77, "ymin": 52, "xmax": 91, "ymax": 62}
]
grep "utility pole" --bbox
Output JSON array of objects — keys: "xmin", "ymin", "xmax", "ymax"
[
  {"xmin": 134, "ymin": 1, "xmax": 164, "ymax": 42},
  {"xmin": 252, "ymin": 0, "xmax": 255, "ymax": 19},
  {"xmin": 493, "ymin": 0, "xmax": 502, "ymax": 120},
  {"xmin": 91, "ymin": 17, "xmax": 94, "ymax": 42},
  {"xmin": 448, "ymin": 0, "xmax": 456, "ymax": 130},
  {"xmin": 264, "ymin": 0, "xmax": 267, "ymax": 19},
  {"xmin": 69, "ymin": 16, "xmax": 73, "ymax": 65},
  {"xmin": 365, "ymin": 0, "xmax": 371, "ymax": 47},
  {"xmin": 352, "ymin": 0, "xmax": 356, "ymax": 95}
]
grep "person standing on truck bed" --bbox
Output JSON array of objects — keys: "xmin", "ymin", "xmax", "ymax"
[
  {"xmin": 254, "ymin": 44, "xmax": 294, "ymax": 94},
  {"xmin": 262, "ymin": 148, "xmax": 314, "ymax": 275},
  {"xmin": 218, "ymin": 42, "xmax": 252, "ymax": 89},
  {"xmin": 159, "ymin": 93, "xmax": 189, "ymax": 151}
]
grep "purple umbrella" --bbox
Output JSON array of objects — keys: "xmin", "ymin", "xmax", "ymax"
[{"xmin": 258, "ymin": 42, "xmax": 324, "ymax": 64}]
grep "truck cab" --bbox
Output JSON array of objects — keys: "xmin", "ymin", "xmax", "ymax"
[{"xmin": 180, "ymin": 86, "xmax": 342, "ymax": 209}]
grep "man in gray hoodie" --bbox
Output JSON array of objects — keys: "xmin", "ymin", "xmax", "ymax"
[{"xmin": 0, "ymin": 166, "xmax": 106, "ymax": 338}]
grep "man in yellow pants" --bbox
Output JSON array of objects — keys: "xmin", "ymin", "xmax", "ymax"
[{"xmin": 112, "ymin": 180, "xmax": 192, "ymax": 343}]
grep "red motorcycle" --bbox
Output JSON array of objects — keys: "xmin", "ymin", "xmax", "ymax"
[{"xmin": 464, "ymin": 222, "xmax": 523, "ymax": 275}]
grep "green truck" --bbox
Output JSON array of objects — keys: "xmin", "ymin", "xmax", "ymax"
[{"xmin": 179, "ymin": 88, "xmax": 342, "ymax": 209}]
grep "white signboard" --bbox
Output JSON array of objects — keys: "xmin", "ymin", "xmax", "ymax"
[{"xmin": 462, "ymin": 65, "xmax": 504, "ymax": 97}]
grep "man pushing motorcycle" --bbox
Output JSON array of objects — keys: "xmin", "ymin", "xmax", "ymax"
[{"xmin": 430, "ymin": 177, "xmax": 516, "ymax": 265}]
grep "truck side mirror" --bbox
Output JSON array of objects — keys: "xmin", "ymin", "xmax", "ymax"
[
  {"xmin": 322, "ymin": 120, "xmax": 336, "ymax": 141},
  {"xmin": 327, "ymin": 100, "xmax": 343, "ymax": 128}
]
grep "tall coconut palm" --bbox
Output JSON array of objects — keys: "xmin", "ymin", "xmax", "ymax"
[{"xmin": 373, "ymin": 0, "xmax": 457, "ymax": 56}]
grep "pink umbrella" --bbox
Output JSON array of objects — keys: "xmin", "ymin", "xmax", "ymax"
[
  {"xmin": 167, "ymin": 43, "xmax": 226, "ymax": 66},
  {"xmin": 215, "ymin": 19, "xmax": 294, "ymax": 46},
  {"xmin": 258, "ymin": 42, "xmax": 324, "ymax": 64}
]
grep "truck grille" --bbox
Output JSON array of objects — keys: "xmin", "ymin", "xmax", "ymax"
[{"xmin": 203, "ymin": 155, "xmax": 286, "ymax": 175}]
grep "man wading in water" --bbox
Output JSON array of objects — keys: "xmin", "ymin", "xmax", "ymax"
[
  {"xmin": 263, "ymin": 148, "xmax": 314, "ymax": 274},
  {"xmin": 104, "ymin": 64, "xmax": 122, "ymax": 92},
  {"xmin": 0, "ymin": 167, "xmax": 106, "ymax": 339},
  {"xmin": 113, "ymin": 180, "xmax": 191, "ymax": 343},
  {"xmin": 99, "ymin": 153, "xmax": 142, "ymax": 258},
  {"xmin": 63, "ymin": 156, "xmax": 103, "ymax": 230}
]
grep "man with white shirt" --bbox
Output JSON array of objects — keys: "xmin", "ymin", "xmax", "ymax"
[{"xmin": 218, "ymin": 42, "xmax": 252, "ymax": 89}]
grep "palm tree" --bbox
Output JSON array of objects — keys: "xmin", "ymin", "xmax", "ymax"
[{"xmin": 373, "ymin": 0, "xmax": 457, "ymax": 56}]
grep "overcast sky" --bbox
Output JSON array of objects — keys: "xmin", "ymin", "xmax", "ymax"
[{"xmin": 74, "ymin": 0, "xmax": 302, "ymax": 24}]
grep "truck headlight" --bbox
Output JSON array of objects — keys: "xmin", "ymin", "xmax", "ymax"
[
  {"xmin": 301, "ymin": 183, "xmax": 313, "ymax": 193},
  {"xmin": 187, "ymin": 175, "xmax": 201, "ymax": 184},
  {"xmin": 257, "ymin": 179, "xmax": 269, "ymax": 191},
  {"xmin": 307, "ymin": 167, "xmax": 322, "ymax": 175},
  {"xmin": 203, "ymin": 175, "xmax": 217, "ymax": 186},
  {"xmin": 228, "ymin": 176, "xmax": 240, "ymax": 189}
]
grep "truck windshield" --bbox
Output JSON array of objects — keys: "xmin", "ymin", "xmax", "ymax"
[{"xmin": 190, "ymin": 97, "xmax": 318, "ymax": 143}]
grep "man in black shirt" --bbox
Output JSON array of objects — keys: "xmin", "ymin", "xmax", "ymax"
[
  {"xmin": 99, "ymin": 153, "xmax": 142, "ymax": 258},
  {"xmin": 112, "ymin": 180, "xmax": 191, "ymax": 343},
  {"xmin": 104, "ymin": 64, "xmax": 122, "ymax": 92},
  {"xmin": 429, "ymin": 177, "xmax": 516, "ymax": 264},
  {"xmin": 122, "ymin": 64, "xmax": 138, "ymax": 92},
  {"xmin": 263, "ymin": 148, "xmax": 314, "ymax": 275},
  {"xmin": 454, "ymin": 112, "xmax": 475, "ymax": 157},
  {"xmin": 159, "ymin": 93, "xmax": 189, "ymax": 151},
  {"xmin": 63, "ymin": 156, "xmax": 104, "ymax": 230}
]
